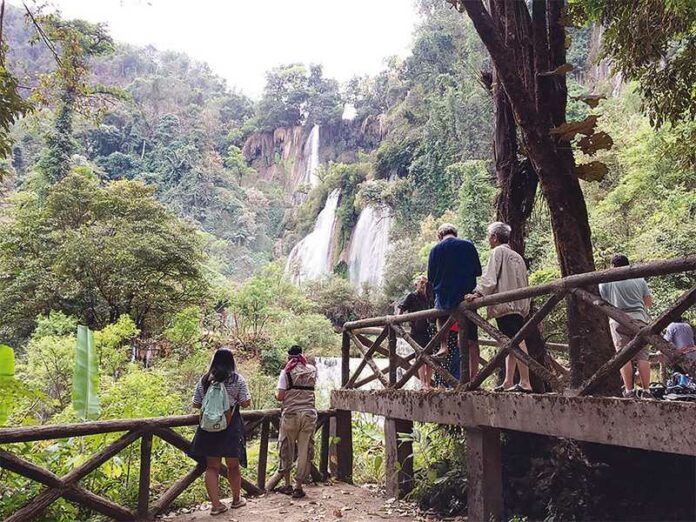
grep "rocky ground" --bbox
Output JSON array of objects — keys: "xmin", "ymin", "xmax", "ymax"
[{"xmin": 162, "ymin": 482, "xmax": 463, "ymax": 522}]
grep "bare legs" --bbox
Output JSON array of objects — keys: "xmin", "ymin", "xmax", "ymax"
[
  {"xmin": 621, "ymin": 360, "xmax": 651, "ymax": 391},
  {"xmin": 501, "ymin": 341, "xmax": 532, "ymax": 390},
  {"xmin": 205, "ymin": 456, "xmax": 242, "ymax": 509}
]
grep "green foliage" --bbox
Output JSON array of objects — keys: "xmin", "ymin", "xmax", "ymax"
[
  {"xmin": 0, "ymin": 344, "xmax": 16, "ymax": 424},
  {"xmin": 452, "ymin": 160, "xmax": 495, "ymax": 244},
  {"xmin": 570, "ymin": 0, "xmax": 696, "ymax": 125},
  {"xmin": 260, "ymin": 346, "xmax": 286, "ymax": 376},
  {"xmin": 0, "ymin": 65, "xmax": 33, "ymax": 177},
  {"xmin": 163, "ymin": 306, "xmax": 203, "ymax": 357},
  {"xmin": 95, "ymin": 315, "xmax": 139, "ymax": 379},
  {"xmin": 72, "ymin": 325, "xmax": 100, "ymax": 420},
  {"xmin": 0, "ymin": 172, "xmax": 209, "ymax": 343}
]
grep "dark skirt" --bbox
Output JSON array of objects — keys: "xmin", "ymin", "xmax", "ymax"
[
  {"xmin": 435, "ymin": 331, "xmax": 461, "ymax": 387},
  {"xmin": 189, "ymin": 406, "xmax": 247, "ymax": 467}
]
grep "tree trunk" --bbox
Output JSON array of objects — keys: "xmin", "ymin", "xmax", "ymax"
[{"xmin": 460, "ymin": 0, "xmax": 616, "ymax": 391}]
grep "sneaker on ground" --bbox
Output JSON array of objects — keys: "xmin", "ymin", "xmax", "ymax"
[{"xmin": 622, "ymin": 388, "xmax": 636, "ymax": 398}]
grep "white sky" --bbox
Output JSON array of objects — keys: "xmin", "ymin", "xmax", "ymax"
[{"xmin": 13, "ymin": 0, "xmax": 420, "ymax": 98}]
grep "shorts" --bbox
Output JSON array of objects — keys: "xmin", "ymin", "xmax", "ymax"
[
  {"xmin": 445, "ymin": 319, "xmax": 479, "ymax": 341},
  {"xmin": 609, "ymin": 319, "xmax": 649, "ymax": 362},
  {"xmin": 495, "ymin": 314, "xmax": 525, "ymax": 339}
]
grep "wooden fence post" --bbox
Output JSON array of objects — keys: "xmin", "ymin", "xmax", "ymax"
[
  {"xmin": 334, "ymin": 409, "xmax": 353, "ymax": 483},
  {"xmin": 257, "ymin": 418, "xmax": 270, "ymax": 490},
  {"xmin": 466, "ymin": 426, "xmax": 503, "ymax": 522},
  {"xmin": 137, "ymin": 431, "xmax": 152, "ymax": 519},
  {"xmin": 319, "ymin": 416, "xmax": 331, "ymax": 480},
  {"xmin": 388, "ymin": 326, "xmax": 397, "ymax": 386},
  {"xmin": 384, "ymin": 418, "xmax": 414, "ymax": 499},
  {"xmin": 342, "ymin": 331, "xmax": 350, "ymax": 387}
]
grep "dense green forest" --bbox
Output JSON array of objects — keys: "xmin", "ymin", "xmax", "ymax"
[{"xmin": 0, "ymin": 0, "xmax": 694, "ymax": 519}]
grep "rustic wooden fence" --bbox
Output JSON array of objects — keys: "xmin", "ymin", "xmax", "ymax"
[
  {"xmin": 341, "ymin": 255, "xmax": 696, "ymax": 395},
  {"xmin": 0, "ymin": 409, "xmax": 335, "ymax": 521}
]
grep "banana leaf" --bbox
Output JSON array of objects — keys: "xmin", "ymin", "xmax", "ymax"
[
  {"xmin": 0, "ymin": 344, "xmax": 15, "ymax": 425},
  {"xmin": 72, "ymin": 325, "xmax": 101, "ymax": 420}
]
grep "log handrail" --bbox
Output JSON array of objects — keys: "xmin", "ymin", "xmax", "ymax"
[
  {"xmin": 343, "ymin": 255, "xmax": 696, "ymax": 330},
  {"xmin": 340, "ymin": 256, "xmax": 696, "ymax": 395},
  {"xmin": 0, "ymin": 409, "xmax": 336, "ymax": 522}
]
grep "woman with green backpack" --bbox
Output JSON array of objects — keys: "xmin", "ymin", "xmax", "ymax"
[{"xmin": 190, "ymin": 347, "xmax": 251, "ymax": 515}]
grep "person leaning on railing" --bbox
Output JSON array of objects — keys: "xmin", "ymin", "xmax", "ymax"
[
  {"xmin": 427, "ymin": 222, "xmax": 482, "ymax": 380},
  {"xmin": 398, "ymin": 275, "xmax": 435, "ymax": 389},
  {"xmin": 465, "ymin": 222, "xmax": 532, "ymax": 393}
]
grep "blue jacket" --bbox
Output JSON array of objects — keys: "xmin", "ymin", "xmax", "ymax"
[{"xmin": 427, "ymin": 237, "xmax": 482, "ymax": 310}]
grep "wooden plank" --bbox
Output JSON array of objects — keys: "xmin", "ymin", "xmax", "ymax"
[
  {"xmin": 462, "ymin": 293, "xmax": 565, "ymax": 391},
  {"xmin": 257, "ymin": 419, "xmax": 270, "ymax": 490},
  {"xmin": 388, "ymin": 326, "xmax": 397, "ymax": 386},
  {"xmin": 341, "ymin": 331, "xmax": 351, "ymax": 387},
  {"xmin": 392, "ymin": 324, "xmax": 459, "ymax": 388},
  {"xmin": 334, "ymin": 410, "xmax": 353, "ymax": 483},
  {"xmin": 137, "ymin": 432, "xmax": 153, "ymax": 518},
  {"xmin": 0, "ymin": 410, "xmax": 286, "ymax": 444},
  {"xmin": 394, "ymin": 316, "xmax": 456, "ymax": 389},
  {"xmin": 4, "ymin": 488, "xmax": 63, "ymax": 522},
  {"xmin": 456, "ymin": 313, "xmax": 470, "ymax": 385},
  {"xmin": 345, "ymin": 326, "xmax": 389, "ymax": 389},
  {"xmin": 0, "ymin": 448, "xmax": 63, "ymax": 488},
  {"xmin": 331, "ymin": 389, "xmax": 696, "ymax": 456},
  {"xmin": 384, "ymin": 418, "xmax": 414, "ymax": 499},
  {"xmin": 466, "ymin": 427, "xmax": 502, "ymax": 522},
  {"xmin": 150, "ymin": 463, "xmax": 206, "ymax": 516},
  {"xmin": 63, "ymin": 485, "xmax": 135, "ymax": 521},
  {"xmin": 343, "ymin": 255, "xmax": 696, "ymax": 330},
  {"xmin": 575, "ymin": 286, "xmax": 696, "ymax": 395},
  {"xmin": 347, "ymin": 330, "xmax": 389, "ymax": 388}
]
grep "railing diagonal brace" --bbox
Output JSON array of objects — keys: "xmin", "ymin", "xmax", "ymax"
[
  {"xmin": 391, "ymin": 324, "xmax": 459, "ymax": 388},
  {"xmin": 346, "ymin": 330, "xmax": 390, "ymax": 388},
  {"xmin": 345, "ymin": 326, "xmax": 390, "ymax": 388}
]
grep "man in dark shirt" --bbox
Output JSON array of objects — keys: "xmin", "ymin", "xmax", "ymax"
[{"xmin": 427, "ymin": 223, "xmax": 482, "ymax": 374}]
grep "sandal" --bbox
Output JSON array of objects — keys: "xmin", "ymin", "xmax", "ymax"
[
  {"xmin": 507, "ymin": 384, "xmax": 532, "ymax": 393},
  {"xmin": 275, "ymin": 485, "xmax": 293, "ymax": 495},
  {"xmin": 291, "ymin": 488, "xmax": 306, "ymax": 499},
  {"xmin": 210, "ymin": 504, "xmax": 228, "ymax": 516},
  {"xmin": 494, "ymin": 384, "xmax": 507, "ymax": 392},
  {"xmin": 231, "ymin": 497, "xmax": 247, "ymax": 509}
]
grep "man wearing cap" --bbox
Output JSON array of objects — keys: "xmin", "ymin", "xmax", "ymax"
[{"xmin": 272, "ymin": 345, "xmax": 317, "ymax": 498}]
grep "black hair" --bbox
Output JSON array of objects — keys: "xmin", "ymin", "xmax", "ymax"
[
  {"xmin": 611, "ymin": 254, "xmax": 630, "ymax": 267},
  {"xmin": 288, "ymin": 345, "xmax": 303, "ymax": 356},
  {"xmin": 202, "ymin": 347, "xmax": 236, "ymax": 392}
]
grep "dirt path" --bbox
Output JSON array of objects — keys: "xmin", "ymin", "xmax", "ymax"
[{"xmin": 162, "ymin": 483, "xmax": 451, "ymax": 522}]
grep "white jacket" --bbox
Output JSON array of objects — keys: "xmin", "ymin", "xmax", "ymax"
[{"xmin": 474, "ymin": 244, "xmax": 531, "ymax": 319}]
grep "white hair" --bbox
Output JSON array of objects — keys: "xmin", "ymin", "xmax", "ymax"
[
  {"xmin": 487, "ymin": 222, "xmax": 512, "ymax": 243},
  {"xmin": 437, "ymin": 223, "xmax": 458, "ymax": 239}
]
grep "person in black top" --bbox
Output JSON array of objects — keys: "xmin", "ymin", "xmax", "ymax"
[
  {"xmin": 399, "ymin": 276, "xmax": 434, "ymax": 388},
  {"xmin": 427, "ymin": 223, "xmax": 482, "ymax": 375}
]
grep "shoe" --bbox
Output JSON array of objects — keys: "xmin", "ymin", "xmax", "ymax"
[
  {"xmin": 494, "ymin": 384, "xmax": 506, "ymax": 392},
  {"xmin": 210, "ymin": 504, "xmax": 228, "ymax": 516},
  {"xmin": 231, "ymin": 497, "xmax": 247, "ymax": 508},
  {"xmin": 622, "ymin": 388, "xmax": 636, "ymax": 398},
  {"xmin": 639, "ymin": 389, "xmax": 655, "ymax": 400},
  {"xmin": 275, "ymin": 484, "xmax": 293, "ymax": 495},
  {"xmin": 291, "ymin": 488, "xmax": 306, "ymax": 499}
]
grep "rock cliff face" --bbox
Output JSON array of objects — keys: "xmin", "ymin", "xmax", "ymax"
[
  {"xmin": 580, "ymin": 24, "xmax": 623, "ymax": 95},
  {"xmin": 242, "ymin": 117, "xmax": 386, "ymax": 197}
]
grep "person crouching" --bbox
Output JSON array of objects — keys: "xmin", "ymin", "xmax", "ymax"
[{"xmin": 273, "ymin": 345, "xmax": 317, "ymax": 499}]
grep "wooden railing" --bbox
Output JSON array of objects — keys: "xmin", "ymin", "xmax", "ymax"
[
  {"xmin": 341, "ymin": 255, "xmax": 696, "ymax": 395},
  {"xmin": 0, "ymin": 409, "xmax": 335, "ymax": 521}
]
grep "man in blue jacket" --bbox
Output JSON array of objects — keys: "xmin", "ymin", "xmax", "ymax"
[{"xmin": 427, "ymin": 223, "xmax": 482, "ymax": 378}]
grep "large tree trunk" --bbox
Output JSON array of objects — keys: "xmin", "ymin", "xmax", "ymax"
[{"xmin": 459, "ymin": 0, "xmax": 616, "ymax": 391}]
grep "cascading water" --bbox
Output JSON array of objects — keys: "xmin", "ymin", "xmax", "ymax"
[
  {"xmin": 300, "ymin": 125, "xmax": 321, "ymax": 189},
  {"xmin": 347, "ymin": 205, "xmax": 392, "ymax": 289},
  {"xmin": 285, "ymin": 189, "xmax": 340, "ymax": 284}
]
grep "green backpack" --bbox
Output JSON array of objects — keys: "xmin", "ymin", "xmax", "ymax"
[{"xmin": 200, "ymin": 381, "xmax": 230, "ymax": 432}]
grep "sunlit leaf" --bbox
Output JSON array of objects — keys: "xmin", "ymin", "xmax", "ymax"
[
  {"xmin": 538, "ymin": 63, "xmax": 574, "ymax": 77},
  {"xmin": 72, "ymin": 325, "xmax": 101, "ymax": 420},
  {"xmin": 550, "ymin": 115, "xmax": 599, "ymax": 141},
  {"xmin": 0, "ymin": 345, "xmax": 16, "ymax": 425}
]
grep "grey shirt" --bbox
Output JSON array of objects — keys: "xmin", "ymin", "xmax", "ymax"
[
  {"xmin": 664, "ymin": 322, "xmax": 695, "ymax": 349},
  {"xmin": 192, "ymin": 372, "xmax": 251, "ymax": 410},
  {"xmin": 599, "ymin": 277, "xmax": 651, "ymax": 323}
]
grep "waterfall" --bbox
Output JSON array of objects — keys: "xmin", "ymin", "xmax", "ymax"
[
  {"xmin": 300, "ymin": 125, "xmax": 321, "ymax": 189},
  {"xmin": 347, "ymin": 205, "xmax": 392, "ymax": 289},
  {"xmin": 285, "ymin": 189, "xmax": 340, "ymax": 284}
]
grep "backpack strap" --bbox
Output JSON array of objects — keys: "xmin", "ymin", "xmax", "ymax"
[{"xmin": 286, "ymin": 371, "xmax": 315, "ymax": 391}]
